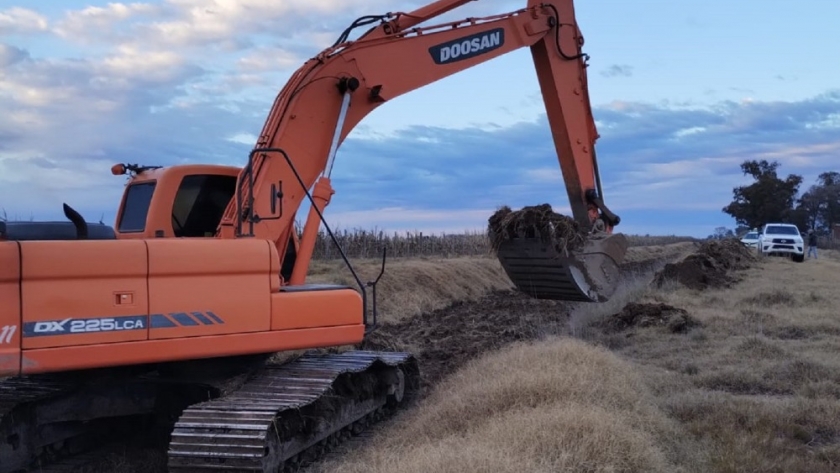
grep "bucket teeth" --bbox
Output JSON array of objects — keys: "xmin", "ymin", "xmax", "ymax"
[{"xmin": 494, "ymin": 233, "xmax": 628, "ymax": 302}]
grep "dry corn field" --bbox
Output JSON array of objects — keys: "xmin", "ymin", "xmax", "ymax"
[{"xmin": 308, "ymin": 227, "xmax": 698, "ymax": 259}]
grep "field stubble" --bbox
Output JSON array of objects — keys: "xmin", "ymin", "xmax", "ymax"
[
  {"xmin": 310, "ymin": 243, "xmax": 840, "ymax": 473},
  {"xmin": 601, "ymin": 248, "xmax": 840, "ymax": 473}
]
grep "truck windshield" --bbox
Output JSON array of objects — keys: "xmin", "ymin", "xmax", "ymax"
[{"xmin": 765, "ymin": 226, "xmax": 799, "ymax": 235}]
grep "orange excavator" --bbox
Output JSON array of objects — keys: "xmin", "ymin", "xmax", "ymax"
[{"xmin": 0, "ymin": 0, "xmax": 626, "ymax": 471}]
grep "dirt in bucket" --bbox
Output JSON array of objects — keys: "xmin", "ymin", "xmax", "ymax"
[{"xmin": 487, "ymin": 204, "xmax": 588, "ymax": 255}]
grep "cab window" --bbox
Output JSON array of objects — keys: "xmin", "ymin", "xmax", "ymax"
[
  {"xmin": 171, "ymin": 174, "xmax": 237, "ymax": 237},
  {"xmin": 118, "ymin": 182, "xmax": 156, "ymax": 233}
]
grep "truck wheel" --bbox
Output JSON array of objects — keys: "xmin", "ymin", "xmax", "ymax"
[{"xmin": 792, "ymin": 253, "xmax": 804, "ymax": 263}]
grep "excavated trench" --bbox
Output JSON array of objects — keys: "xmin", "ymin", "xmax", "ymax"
[
  {"xmin": 361, "ymin": 239, "xmax": 756, "ymax": 394},
  {"xmin": 358, "ymin": 249, "xmax": 687, "ymax": 392}
]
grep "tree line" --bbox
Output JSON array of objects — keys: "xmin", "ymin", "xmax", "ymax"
[{"xmin": 721, "ymin": 159, "xmax": 839, "ymax": 236}]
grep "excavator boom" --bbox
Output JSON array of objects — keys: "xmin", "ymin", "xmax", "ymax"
[{"xmin": 218, "ymin": 0, "xmax": 626, "ymax": 301}]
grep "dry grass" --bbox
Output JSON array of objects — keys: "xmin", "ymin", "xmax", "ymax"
[
  {"xmin": 308, "ymin": 242, "xmax": 839, "ymax": 473},
  {"xmin": 822, "ymin": 247, "xmax": 840, "ymax": 262},
  {"xmin": 575, "ymin": 250, "xmax": 840, "ymax": 472},
  {"xmin": 310, "ymin": 339, "xmax": 689, "ymax": 473},
  {"xmin": 306, "ymin": 256, "xmax": 512, "ymax": 324}
]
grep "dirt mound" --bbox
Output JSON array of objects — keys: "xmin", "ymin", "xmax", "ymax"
[
  {"xmin": 487, "ymin": 204, "xmax": 587, "ymax": 255},
  {"xmin": 360, "ymin": 290, "xmax": 573, "ymax": 391},
  {"xmin": 652, "ymin": 238, "xmax": 757, "ymax": 290},
  {"xmin": 597, "ymin": 302, "xmax": 699, "ymax": 334}
]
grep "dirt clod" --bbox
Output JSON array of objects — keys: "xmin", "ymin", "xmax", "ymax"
[
  {"xmin": 652, "ymin": 239, "xmax": 757, "ymax": 290},
  {"xmin": 487, "ymin": 204, "xmax": 587, "ymax": 255},
  {"xmin": 600, "ymin": 302, "xmax": 699, "ymax": 334}
]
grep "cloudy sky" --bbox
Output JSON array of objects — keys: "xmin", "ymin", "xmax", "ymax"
[{"xmin": 2, "ymin": 0, "xmax": 839, "ymax": 237}]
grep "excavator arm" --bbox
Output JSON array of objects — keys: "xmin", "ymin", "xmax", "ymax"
[{"xmin": 218, "ymin": 0, "xmax": 627, "ymax": 301}]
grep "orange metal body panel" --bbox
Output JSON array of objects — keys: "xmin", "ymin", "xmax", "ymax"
[
  {"xmin": 20, "ymin": 240, "xmax": 149, "ymax": 350},
  {"xmin": 20, "ymin": 325, "xmax": 364, "ymax": 375},
  {"xmin": 146, "ymin": 239, "xmax": 276, "ymax": 340},
  {"xmin": 10, "ymin": 236, "xmax": 364, "ymax": 375},
  {"xmin": 271, "ymin": 288, "xmax": 362, "ymax": 331},
  {"xmin": 0, "ymin": 242, "xmax": 21, "ymax": 376}
]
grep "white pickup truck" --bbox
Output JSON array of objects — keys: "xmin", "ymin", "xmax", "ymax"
[{"xmin": 757, "ymin": 223, "xmax": 805, "ymax": 262}]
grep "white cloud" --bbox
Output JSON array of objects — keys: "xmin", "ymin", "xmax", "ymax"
[
  {"xmin": 0, "ymin": 43, "xmax": 28, "ymax": 67},
  {"xmin": 134, "ymin": 0, "xmax": 397, "ymax": 50},
  {"xmin": 53, "ymin": 2, "xmax": 160, "ymax": 42},
  {"xmin": 326, "ymin": 206, "xmax": 567, "ymax": 235},
  {"xmin": 101, "ymin": 44, "xmax": 188, "ymax": 82},
  {"xmin": 754, "ymin": 142, "xmax": 840, "ymax": 168},
  {"xmin": 236, "ymin": 46, "xmax": 302, "ymax": 73},
  {"xmin": 0, "ymin": 7, "xmax": 48, "ymax": 35},
  {"xmin": 522, "ymin": 168, "xmax": 564, "ymax": 184},
  {"xmin": 227, "ymin": 132, "xmax": 258, "ymax": 145},
  {"xmin": 672, "ymin": 126, "xmax": 706, "ymax": 138}
]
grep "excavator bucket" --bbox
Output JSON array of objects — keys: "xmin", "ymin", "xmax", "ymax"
[
  {"xmin": 488, "ymin": 204, "xmax": 629, "ymax": 303},
  {"xmin": 494, "ymin": 232, "xmax": 628, "ymax": 302}
]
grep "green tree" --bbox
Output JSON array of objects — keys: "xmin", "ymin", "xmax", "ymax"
[
  {"xmin": 722, "ymin": 160, "xmax": 803, "ymax": 229},
  {"xmin": 708, "ymin": 226, "xmax": 734, "ymax": 240},
  {"xmin": 793, "ymin": 172, "xmax": 840, "ymax": 233},
  {"xmin": 795, "ymin": 188, "xmax": 822, "ymax": 230},
  {"xmin": 816, "ymin": 172, "xmax": 840, "ymax": 232}
]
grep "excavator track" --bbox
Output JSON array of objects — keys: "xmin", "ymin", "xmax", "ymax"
[
  {"xmin": 0, "ymin": 369, "xmax": 219, "ymax": 473},
  {"xmin": 0, "ymin": 373, "xmax": 155, "ymax": 473},
  {"xmin": 0, "ymin": 375, "xmax": 97, "ymax": 473},
  {"xmin": 167, "ymin": 350, "xmax": 420, "ymax": 472}
]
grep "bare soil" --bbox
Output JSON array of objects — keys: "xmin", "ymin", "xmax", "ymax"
[
  {"xmin": 487, "ymin": 203, "xmax": 587, "ymax": 254},
  {"xmin": 361, "ymin": 291, "xmax": 571, "ymax": 390},
  {"xmin": 652, "ymin": 238, "xmax": 757, "ymax": 290},
  {"xmin": 359, "ymin": 254, "xmax": 673, "ymax": 393},
  {"xmin": 596, "ymin": 302, "xmax": 701, "ymax": 334}
]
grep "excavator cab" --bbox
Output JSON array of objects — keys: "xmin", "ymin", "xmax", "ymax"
[
  {"xmin": 111, "ymin": 163, "xmax": 241, "ymax": 240},
  {"xmin": 110, "ymin": 163, "xmax": 301, "ymax": 282}
]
